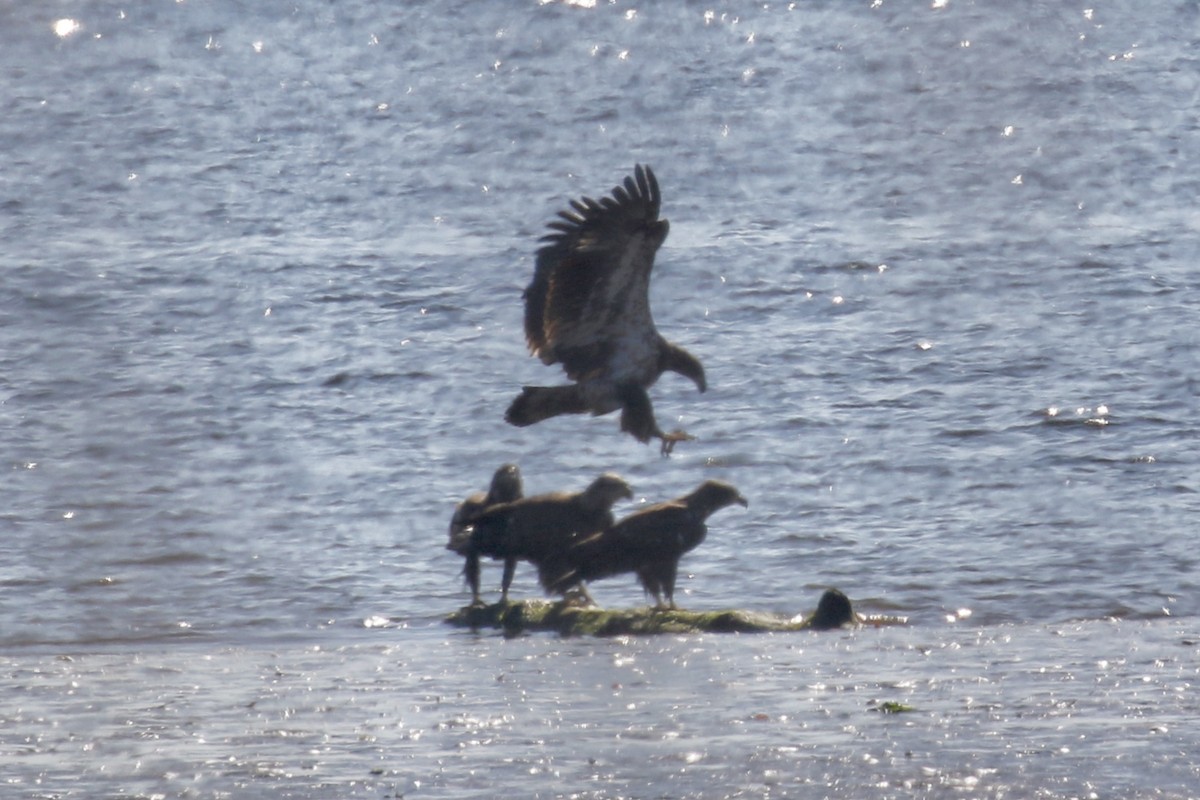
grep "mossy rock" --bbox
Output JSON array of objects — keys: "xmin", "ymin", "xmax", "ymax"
[
  {"xmin": 446, "ymin": 588, "xmax": 904, "ymax": 637},
  {"xmin": 872, "ymin": 700, "xmax": 918, "ymax": 714}
]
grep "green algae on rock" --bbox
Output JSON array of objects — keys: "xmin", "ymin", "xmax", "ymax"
[
  {"xmin": 872, "ymin": 701, "xmax": 918, "ymax": 714},
  {"xmin": 446, "ymin": 588, "xmax": 904, "ymax": 637}
]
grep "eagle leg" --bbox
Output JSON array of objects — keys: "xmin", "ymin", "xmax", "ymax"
[
  {"xmin": 660, "ymin": 564, "xmax": 680, "ymax": 610},
  {"xmin": 658, "ymin": 429, "xmax": 696, "ymax": 456},
  {"xmin": 499, "ymin": 557, "xmax": 517, "ymax": 603},
  {"xmin": 616, "ymin": 383, "xmax": 696, "ymax": 455},
  {"xmin": 464, "ymin": 550, "xmax": 484, "ymax": 605},
  {"xmin": 616, "ymin": 382, "xmax": 657, "ymax": 443}
]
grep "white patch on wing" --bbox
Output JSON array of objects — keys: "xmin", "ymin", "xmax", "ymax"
[{"xmin": 608, "ymin": 327, "xmax": 659, "ymax": 383}]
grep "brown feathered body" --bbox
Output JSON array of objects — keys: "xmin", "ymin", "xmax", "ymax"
[
  {"xmin": 447, "ymin": 464, "xmax": 524, "ymax": 602},
  {"xmin": 447, "ymin": 464, "xmax": 524, "ymax": 555},
  {"xmin": 464, "ymin": 473, "xmax": 633, "ymax": 602},
  {"xmin": 505, "ymin": 165, "xmax": 706, "ymax": 454},
  {"xmin": 548, "ymin": 480, "xmax": 748, "ymax": 609}
]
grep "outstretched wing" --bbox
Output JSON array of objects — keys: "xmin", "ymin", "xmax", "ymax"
[{"xmin": 523, "ymin": 165, "xmax": 667, "ymax": 382}]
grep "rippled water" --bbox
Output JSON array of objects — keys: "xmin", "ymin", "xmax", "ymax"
[{"xmin": 3, "ymin": 1, "xmax": 1199, "ymax": 797}]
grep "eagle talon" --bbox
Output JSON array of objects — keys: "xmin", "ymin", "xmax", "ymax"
[{"xmin": 659, "ymin": 429, "xmax": 695, "ymax": 456}]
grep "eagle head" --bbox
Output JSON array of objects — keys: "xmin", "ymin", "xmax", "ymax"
[
  {"xmin": 584, "ymin": 473, "xmax": 635, "ymax": 509},
  {"xmin": 689, "ymin": 480, "xmax": 749, "ymax": 515}
]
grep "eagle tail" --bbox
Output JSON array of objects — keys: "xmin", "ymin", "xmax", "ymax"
[
  {"xmin": 446, "ymin": 528, "xmax": 472, "ymax": 555},
  {"xmin": 505, "ymin": 385, "xmax": 588, "ymax": 427},
  {"xmin": 537, "ymin": 559, "xmax": 580, "ymax": 596}
]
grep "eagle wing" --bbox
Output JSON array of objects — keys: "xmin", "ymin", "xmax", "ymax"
[
  {"xmin": 611, "ymin": 500, "xmax": 708, "ymax": 606},
  {"xmin": 608, "ymin": 501, "xmax": 698, "ymax": 559},
  {"xmin": 523, "ymin": 165, "xmax": 666, "ymax": 382},
  {"xmin": 572, "ymin": 500, "xmax": 697, "ymax": 583},
  {"xmin": 446, "ymin": 490, "xmax": 487, "ymax": 555}
]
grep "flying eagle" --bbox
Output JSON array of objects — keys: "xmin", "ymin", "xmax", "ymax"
[
  {"xmin": 545, "ymin": 479, "xmax": 748, "ymax": 609},
  {"xmin": 505, "ymin": 165, "xmax": 706, "ymax": 454},
  {"xmin": 463, "ymin": 472, "xmax": 634, "ymax": 603},
  {"xmin": 446, "ymin": 463, "xmax": 524, "ymax": 603}
]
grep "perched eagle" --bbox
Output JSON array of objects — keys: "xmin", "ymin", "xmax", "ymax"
[
  {"xmin": 446, "ymin": 463, "xmax": 524, "ymax": 603},
  {"xmin": 546, "ymin": 479, "xmax": 748, "ymax": 609},
  {"xmin": 505, "ymin": 165, "xmax": 706, "ymax": 454},
  {"xmin": 463, "ymin": 472, "xmax": 634, "ymax": 603}
]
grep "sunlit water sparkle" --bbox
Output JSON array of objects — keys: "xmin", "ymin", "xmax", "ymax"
[{"xmin": 3, "ymin": 2, "xmax": 1199, "ymax": 797}]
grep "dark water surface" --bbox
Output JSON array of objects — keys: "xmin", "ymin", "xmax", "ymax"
[{"xmin": 3, "ymin": 2, "xmax": 1199, "ymax": 797}]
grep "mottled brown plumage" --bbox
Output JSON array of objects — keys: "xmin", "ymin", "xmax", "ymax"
[
  {"xmin": 447, "ymin": 464, "xmax": 524, "ymax": 554},
  {"xmin": 504, "ymin": 165, "xmax": 706, "ymax": 454},
  {"xmin": 447, "ymin": 464, "xmax": 524, "ymax": 602},
  {"xmin": 464, "ymin": 473, "xmax": 634, "ymax": 603},
  {"xmin": 547, "ymin": 480, "xmax": 748, "ymax": 609}
]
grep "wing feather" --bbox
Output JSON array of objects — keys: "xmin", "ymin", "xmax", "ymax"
[
  {"xmin": 608, "ymin": 502, "xmax": 693, "ymax": 552},
  {"xmin": 522, "ymin": 165, "xmax": 667, "ymax": 381}
]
